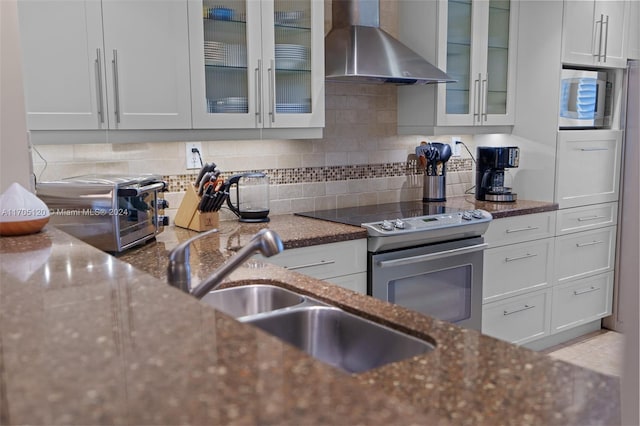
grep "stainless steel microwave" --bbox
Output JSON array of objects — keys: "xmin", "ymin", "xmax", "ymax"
[{"xmin": 559, "ymin": 68, "xmax": 612, "ymax": 129}]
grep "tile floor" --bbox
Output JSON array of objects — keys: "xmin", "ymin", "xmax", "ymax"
[{"xmin": 543, "ymin": 329, "xmax": 625, "ymax": 377}]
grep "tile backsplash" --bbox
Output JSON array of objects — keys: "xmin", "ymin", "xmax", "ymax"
[{"xmin": 31, "ymin": 82, "xmax": 476, "ymax": 222}]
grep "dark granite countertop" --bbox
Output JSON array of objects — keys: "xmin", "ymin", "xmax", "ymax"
[{"xmin": 1, "ymin": 198, "xmax": 619, "ymax": 426}]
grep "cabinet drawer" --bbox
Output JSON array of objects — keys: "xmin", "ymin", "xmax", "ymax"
[
  {"xmin": 555, "ymin": 226, "xmax": 616, "ymax": 283},
  {"xmin": 325, "ymin": 272, "xmax": 367, "ymax": 295},
  {"xmin": 551, "ymin": 273, "xmax": 613, "ymax": 333},
  {"xmin": 556, "ymin": 203, "xmax": 618, "ymax": 235},
  {"xmin": 257, "ymin": 239, "xmax": 367, "ymax": 280},
  {"xmin": 483, "ymin": 238, "xmax": 554, "ymax": 303},
  {"xmin": 556, "ymin": 130, "xmax": 622, "ymax": 209},
  {"xmin": 482, "ymin": 290, "xmax": 551, "ymax": 345},
  {"xmin": 484, "ymin": 212, "xmax": 556, "ymax": 247}
]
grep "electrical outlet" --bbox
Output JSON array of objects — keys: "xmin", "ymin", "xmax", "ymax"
[
  {"xmin": 185, "ymin": 142, "xmax": 203, "ymax": 170},
  {"xmin": 451, "ymin": 136, "xmax": 462, "ymax": 157}
]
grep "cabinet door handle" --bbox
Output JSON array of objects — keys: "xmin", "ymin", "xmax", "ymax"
[
  {"xmin": 574, "ymin": 286, "xmax": 600, "ymax": 296},
  {"xmin": 473, "ymin": 74, "xmax": 481, "ymax": 123},
  {"xmin": 285, "ymin": 260, "xmax": 336, "ymax": 270},
  {"xmin": 503, "ymin": 304, "xmax": 535, "ymax": 316},
  {"xmin": 255, "ymin": 59, "xmax": 262, "ymax": 124},
  {"xmin": 112, "ymin": 49, "xmax": 121, "ymax": 124},
  {"xmin": 580, "ymin": 147, "xmax": 608, "ymax": 152},
  {"xmin": 505, "ymin": 226, "xmax": 539, "ymax": 234},
  {"xmin": 481, "ymin": 75, "xmax": 488, "ymax": 122},
  {"xmin": 576, "ymin": 240, "xmax": 604, "ymax": 247},
  {"xmin": 505, "ymin": 253, "xmax": 537, "ymax": 262},
  {"xmin": 577, "ymin": 215, "xmax": 606, "ymax": 222},
  {"xmin": 595, "ymin": 14, "xmax": 604, "ymax": 61},
  {"xmin": 95, "ymin": 48, "xmax": 105, "ymax": 124},
  {"xmin": 602, "ymin": 14, "xmax": 609, "ymax": 62},
  {"xmin": 268, "ymin": 59, "xmax": 275, "ymax": 123}
]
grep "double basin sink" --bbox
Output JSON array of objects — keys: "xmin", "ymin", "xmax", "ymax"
[{"xmin": 201, "ymin": 284, "xmax": 435, "ymax": 374}]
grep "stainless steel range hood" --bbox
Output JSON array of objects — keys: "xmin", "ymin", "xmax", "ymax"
[{"xmin": 325, "ymin": 0, "xmax": 454, "ymax": 85}]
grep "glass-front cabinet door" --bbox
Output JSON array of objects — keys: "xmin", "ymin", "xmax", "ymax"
[
  {"xmin": 436, "ymin": 0, "xmax": 517, "ymax": 126},
  {"xmin": 188, "ymin": 0, "xmax": 323, "ymax": 129}
]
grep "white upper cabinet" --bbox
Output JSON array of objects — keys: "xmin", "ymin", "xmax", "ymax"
[
  {"xmin": 627, "ymin": 0, "xmax": 639, "ymax": 60},
  {"xmin": 18, "ymin": 0, "xmax": 192, "ymax": 131},
  {"xmin": 562, "ymin": 0, "xmax": 630, "ymax": 68},
  {"xmin": 398, "ymin": 0, "xmax": 518, "ymax": 133},
  {"xmin": 188, "ymin": 0, "xmax": 324, "ymax": 129}
]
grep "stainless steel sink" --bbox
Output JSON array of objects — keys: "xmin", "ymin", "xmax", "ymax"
[
  {"xmin": 200, "ymin": 284, "xmax": 304, "ymax": 318},
  {"xmin": 244, "ymin": 306, "xmax": 434, "ymax": 373}
]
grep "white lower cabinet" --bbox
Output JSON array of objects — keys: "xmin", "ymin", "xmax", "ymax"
[
  {"xmin": 255, "ymin": 239, "xmax": 367, "ymax": 294},
  {"xmin": 551, "ymin": 272, "xmax": 613, "ymax": 333},
  {"xmin": 555, "ymin": 226, "xmax": 616, "ymax": 284},
  {"xmin": 482, "ymin": 289, "xmax": 552, "ymax": 345}
]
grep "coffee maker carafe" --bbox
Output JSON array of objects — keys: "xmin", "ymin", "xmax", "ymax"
[
  {"xmin": 416, "ymin": 141, "xmax": 452, "ymax": 202},
  {"xmin": 475, "ymin": 146, "xmax": 520, "ymax": 202},
  {"xmin": 226, "ymin": 172, "xmax": 270, "ymax": 222}
]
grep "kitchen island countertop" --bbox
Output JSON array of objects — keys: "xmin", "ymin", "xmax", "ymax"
[{"xmin": 0, "ymin": 198, "xmax": 619, "ymax": 426}]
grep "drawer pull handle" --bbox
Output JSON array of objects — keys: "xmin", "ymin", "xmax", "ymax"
[
  {"xmin": 505, "ymin": 253, "xmax": 538, "ymax": 262},
  {"xmin": 579, "ymin": 147, "xmax": 608, "ymax": 152},
  {"xmin": 574, "ymin": 286, "xmax": 600, "ymax": 296},
  {"xmin": 285, "ymin": 260, "xmax": 336, "ymax": 270},
  {"xmin": 505, "ymin": 226, "xmax": 539, "ymax": 234},
  {"xmin": 503, "ymin": 304, "xmax": 535, "ymax": 316},
  {"xmin": 576, "ymin": 240, "xmax": 604, "ymax": 247},
  {"xmin": 577, "ymin": 215, "xmax": 607, "ymax": 222}
]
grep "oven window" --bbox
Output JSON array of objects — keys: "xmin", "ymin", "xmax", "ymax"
[
  {"xmin": 118, "ymin": 193, "xmax": 155, "ymax": 236},
  {"xmin": 388, "ymin": 265, "xmax": 471, "ymax": 323}
]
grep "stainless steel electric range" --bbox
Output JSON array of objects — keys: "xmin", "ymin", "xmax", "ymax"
[{"xmin": 296, "ymin": 201, "xmax": 492, "ymax": 330}]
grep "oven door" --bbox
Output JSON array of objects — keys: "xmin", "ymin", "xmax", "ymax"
[
  {"xmin": 368, "ymin": 237, "xmax": 486, "ymax": 330},
  {"xmin": 116, "ymin": 181, "xmax": 165, "ymax": 251}
]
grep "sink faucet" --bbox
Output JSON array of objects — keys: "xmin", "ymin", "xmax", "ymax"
[{"xmin": 167, "ymin": 228, "xmax": 284, "ymax": 299}]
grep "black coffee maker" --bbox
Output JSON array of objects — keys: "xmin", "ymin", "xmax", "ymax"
[{"xmin": 475, "ymin": 146, "xmax": 520, "ymax": 202}]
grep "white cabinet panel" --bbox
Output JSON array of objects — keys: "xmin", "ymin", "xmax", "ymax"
[
  {"xmin": 556, "ymin": 202, "xmax": 618, "ymax": 235},
  {"xmin": 483, "ymin": 238, "xmax": 554, "ymax": 303},
  {"xmin": 556, "ymin": 130, "xmax": 623, "ymax": 208},
  {"xmin": 555, "ymin": 226, "xmax": 616, "ymax": 283},
  {"xmin": 484, "ymin": 212, "xmax": 556, "ymax": 248},
  {"xmin": 562, "ymin": 0, "xmax": 629, "ymax": 68},
  {"xmin": 551, "ymin": 272, "xmax": 613, "ymax": 332},
  {"xmin": 482, "ymin": 289, "xmax": 551, "ymax": 345}
]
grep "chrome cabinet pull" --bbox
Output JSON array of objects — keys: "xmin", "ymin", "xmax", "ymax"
[
  {"xmin": 595, "ymin": 14, "xmax": 604, "ymax": 60},
  {"xmin": 268, "ymin": 59, "xmax": 275, "ymax": 123},
  {"xmin": 505, "ymin": 253, "xmax": 537, "ymax": 262},
  {"xmin": 481, "ymin": 75, "xmax": 488, "ymax": 121},
  {"xmin": 378, "ymin": 243, "xmax": 488, "ymax": 268},
  {"xmin": 580, "ymin": 147, "xmax": 608, "ymax": 152},
  {"xmin": 112, "ymin": 49, "xmax": 121, "ymax": 124},
  {"xmin": 285, "ymin": 260, "xmax": 336, "ymax": 270},
  {"xmin": 255, "ymin": 59, "xmax": 262, "ymax": 124},
  {"xmin": 602, "ymin": 14, "xmax": 609, "ymax": 62},
  {"xmin": 503, "ymin": 304, "xmax": 535, "ymax": 316},
  {"xmin": 505, "ymin": 226, "xmax": 539, "ymax": 234},
  {"xmin": 576, "ymin": 240, "xmax": 604, "ymax": 247},
  {"xmin": 95, "ymin": 48, "xmax": 104, "ymax": 124},
  {"xmin": 577, "ymin": 215, "xmax": 606, "ymax": 222},
  {"xmin": 574, "ymin": 286, "xmax": 600, "ymax": 296},
  {"xmin": 473, "ymin": 74, "xmax": 481, "ymax": 123}
]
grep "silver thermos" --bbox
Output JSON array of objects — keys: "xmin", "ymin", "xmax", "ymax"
[{"xmin": 416, "ymin": 142, "xmax": 452, "ymax": 202}]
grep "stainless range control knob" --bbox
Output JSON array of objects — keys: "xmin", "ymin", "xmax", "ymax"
[
  {"xmin": 472, "ymin": 210, "xmax": 484, "ymax": 219},
  {"xmin": 462, "ymin": 211, "xmax": 473, "ymax": 221},
  {"xmin": 394, "ymin": 219, "xmax": 406, "ymax": 229},
  {"xmin": 380, "ymin": 220, "xmax": 394, "ymax": 231}
]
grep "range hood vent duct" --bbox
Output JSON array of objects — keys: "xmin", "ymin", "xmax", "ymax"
[{"xmin": 325, "ymin": 0, "xmax": 454, "ymax": 85}]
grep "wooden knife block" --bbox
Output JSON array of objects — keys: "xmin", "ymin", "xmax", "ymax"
[{"xmin": 174, "ymin": 184, "xmax": 219, "ymax": 232}]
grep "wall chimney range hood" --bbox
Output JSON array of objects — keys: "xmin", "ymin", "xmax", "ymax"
[{"xmin": 325, "ymin": 0, "xmax": 454, "ymax": 85}]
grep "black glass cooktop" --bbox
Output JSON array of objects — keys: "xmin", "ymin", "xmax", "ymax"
[{"xmin": 295, "ymin": 201, "xmax": 464, "ymax": 227}]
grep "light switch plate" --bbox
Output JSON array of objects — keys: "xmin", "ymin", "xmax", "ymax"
[{"xmin": 185, "ymin": 142, "xmax": 203, "ymax": 169}]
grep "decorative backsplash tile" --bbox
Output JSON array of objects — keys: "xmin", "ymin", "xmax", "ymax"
[{"xmin": 163, "ymin": 158, "xmax": 473, "ymax": 192}]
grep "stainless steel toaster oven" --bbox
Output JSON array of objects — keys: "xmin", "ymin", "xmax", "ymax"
[{"xmin": 36, "ymin": 174, "xmax": 169, "ymax": 253}]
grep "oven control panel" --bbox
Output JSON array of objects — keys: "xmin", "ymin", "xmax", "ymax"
[{"xmin": 363, "ymin": 209, "xmax": 492, "ymax": 236}]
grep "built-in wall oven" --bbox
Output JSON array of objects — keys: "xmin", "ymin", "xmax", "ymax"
[{"xmin": 297, "ymin": 202, "xmax": 492, "ymax": 330}]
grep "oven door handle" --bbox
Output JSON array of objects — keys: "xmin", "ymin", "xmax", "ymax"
[
  {"xmin": 117, "ymin": 182, "xmax": 166, "ymax": 197},
  {"xmin": 377, "ymin": 243, "xmax": 488, "ymax": 268}
]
